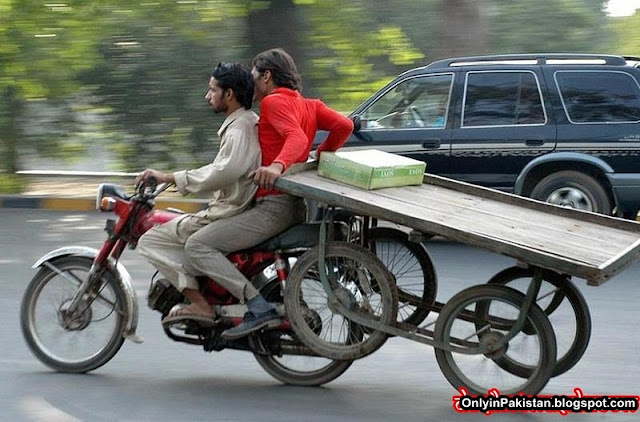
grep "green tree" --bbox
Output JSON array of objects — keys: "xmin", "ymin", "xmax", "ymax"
[
  {"xmin": 491, "ymin": 0, "xmax": 609, "ymax": 53},
  {"xmin": 247, "ymin": 0, "xmax": 425, "ymax": 111},
  {"xmin": 2, "ymin": 0, "xmax": 617, "ymax": 176},
  {"xmin": 0, "ymin": 1, "xmax": 249, "ymax": 173},
  {"xmin": 609, "ymin": 11, "xmax": 640, "ymax": 56},
  {"xmin": 0, "ymin": 1, "xmax": 105, "ymax": 172},
  {"xmin": 86, "ymin": 2, "xmax": 262, "ymax": 171},
  {"xmin": 433, "ymin": 0, "xmax": 491, "ymax": 59}
]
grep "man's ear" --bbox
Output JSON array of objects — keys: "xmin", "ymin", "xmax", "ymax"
[
  {"xmin": 225, "ymin": 88, "xmax": 235, "ymax": 101},
  {"xmin": 262, "ymin": 69, "xmax": 272, "ymax": 84}
]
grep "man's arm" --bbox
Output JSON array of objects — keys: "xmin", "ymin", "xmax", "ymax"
[
  {"xmin": 174, "ymin": 128, "xmax": 258, "ymax": 195},
  {"xmin": 315, "ymin": 101, "xmax": 354, "ymax": 156}
]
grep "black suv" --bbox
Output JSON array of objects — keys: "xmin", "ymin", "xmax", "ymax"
[{"xmin": 332, "ymin": 53, "xmax": 640, "ymax": 218}]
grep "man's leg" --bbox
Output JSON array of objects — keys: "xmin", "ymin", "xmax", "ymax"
[
  {"xmin": 184, "ymin": 194, "xmax": 305, "ymax": 337},
  {"xmin": 137, "ymin": 214, "xmax": 213, "ymax": 319}
]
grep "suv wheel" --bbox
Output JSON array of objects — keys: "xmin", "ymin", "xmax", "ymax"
[{"xmin": 530, "ymin": 170, "xmax": 612, "ymax": 215}]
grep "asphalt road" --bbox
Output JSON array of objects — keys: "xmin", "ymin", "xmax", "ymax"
[{"xmin": 1, "ymin": 209, "xmax": 639, "ymax": 421}]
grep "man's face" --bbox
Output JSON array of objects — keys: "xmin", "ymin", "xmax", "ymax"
[
  {"xmin": 205, "ymin": 77, "xmax": 227, "ymax": 114},
  {"xmin": 251, "ymin": 67, "xmax": 268, "ymax": 103}
]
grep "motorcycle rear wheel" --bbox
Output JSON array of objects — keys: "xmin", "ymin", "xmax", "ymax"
[
  {"xmin": 284, "ymin": 242, "xmax": 398, "ymax": 361},
  {"xmin": 253, "ymin": 338, "xmax": 354, "ymax": 386},
  {"xmin": 21, "ymin": 256, "xmax": 128, "ymax": 373},
  {"xmin": 252, "ymin": 280, "xmax": 354, "ymax": 386}
]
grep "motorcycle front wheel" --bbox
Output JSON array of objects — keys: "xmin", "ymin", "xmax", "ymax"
[{"xmin": 21, "ymin": 256, "xmax": 128, "ymax": 373}]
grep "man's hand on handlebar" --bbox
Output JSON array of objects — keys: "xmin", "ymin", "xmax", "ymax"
[
  {"xmin": 249, "ymin": 162, "xmax": 284, "ymax": 191},
  {"xmin": 135, "ymin": 169, "xmax": 175, "ymax": 187}
]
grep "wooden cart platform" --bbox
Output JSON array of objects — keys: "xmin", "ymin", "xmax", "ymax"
[{"xmin": 275, "ymin": 163, "xmax": 640, "ymax": 286}]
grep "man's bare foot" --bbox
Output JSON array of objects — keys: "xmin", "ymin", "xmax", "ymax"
[
  {"xmin": 167, "ymin": 303, "xmax": 215, "ymax": 319},
  {"xmin": 173, "ymin": 287, "xmax": 216, "ymax": 318},
  {"xmin": 162, "ymin": 287, "xmax": 215, "ymax": 326},
  {"xmin": 162, "ymin": 302, "xmax": 216, "ymax": 327}
]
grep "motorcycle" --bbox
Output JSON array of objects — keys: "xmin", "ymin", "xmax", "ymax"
[{"xmin": 20, "ymin": 179, "xmax": 361, "ymax": 386}]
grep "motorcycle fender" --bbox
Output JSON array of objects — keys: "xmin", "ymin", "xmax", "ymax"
[{"xmin": 32, "ymin": 246, "xmax": 143, "ymax": 344}]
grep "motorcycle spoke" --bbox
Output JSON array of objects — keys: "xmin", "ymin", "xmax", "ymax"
[{"xmin": 23, "ymin": 259, "xmax": 126, "ymax": 368}]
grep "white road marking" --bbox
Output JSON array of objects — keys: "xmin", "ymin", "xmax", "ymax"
[
  {"xmin": 59, "ymin": 216, "xmax": 87, "ymax": 222},
  {"xmin": 18, "ymin": 396, "xmax": 80, "ymax": 422}
]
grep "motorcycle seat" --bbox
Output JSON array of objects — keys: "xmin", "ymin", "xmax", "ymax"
[{"xmin": 255, "ymin": 222, "xmax": 343, "ymax": 251}]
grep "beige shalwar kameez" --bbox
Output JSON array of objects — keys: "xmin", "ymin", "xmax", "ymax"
[{"xmin": 137, "ymin": 107, "xmax": 261, "ymax": 292}]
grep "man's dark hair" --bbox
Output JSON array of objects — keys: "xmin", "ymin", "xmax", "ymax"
[
  {"xmin": 211, "ymin": 62, "xmax": 254, "ymax": 109},
  {"xmin": 252, "ymin": 48, "xmax": 302, "ymax": 91}
]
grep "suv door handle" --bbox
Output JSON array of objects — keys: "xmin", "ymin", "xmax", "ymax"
[
  {"xmin": 422, "ymin": 138, "xmax": 441, "ymax": 149},
  {"xmin": 525, "ymin": 139, "xmax": 545, "ymax": 146}
]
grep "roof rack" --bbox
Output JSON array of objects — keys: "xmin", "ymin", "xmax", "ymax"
[
  {"xmin": 426, "ymin": 53, "xmax": 627, "ymax": 69},
  {"xmin": 624, "ymin": 56, "xmax": 640, "ymax": 67}
]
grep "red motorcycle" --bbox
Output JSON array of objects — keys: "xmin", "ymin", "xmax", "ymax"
[{"xmin": 20, "ymin": 179, "xmax": 410, "ymax": 386}]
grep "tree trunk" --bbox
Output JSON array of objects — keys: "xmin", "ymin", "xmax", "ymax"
[
  {"xmin": 433, "ymin": 0, "xmax": 491, "ymax": 60},
  {"xmin": 246, "ymin": 0, "xmax": 305, "ymax": 80},
  {"xmin": 0, "ymin": 86, "xmax": 22, "ymax": 173}
]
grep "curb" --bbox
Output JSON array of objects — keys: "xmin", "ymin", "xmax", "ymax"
[
  {"xmin": 0, "ymin": 195, "xmax": 207, "ymax": 213},
  {"xmin": 3, "ymin": 194, "xmax": 639, "ymax": 222}
]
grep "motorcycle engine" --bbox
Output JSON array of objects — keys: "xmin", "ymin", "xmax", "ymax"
[{"xmin": 147, "ymin": 278, "xmax": 184, "ymax": 316}]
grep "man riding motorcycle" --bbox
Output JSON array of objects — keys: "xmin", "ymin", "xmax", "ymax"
[
  {"xmin": 199, "ymin": 48, "xmax": 354, "ymax": 340},
  {"xmin": 138, "ymin": 49, "xmax": 353, "ymax": 340},
  {"xmin": 136, "ymin": 61, "xmax": 260, "ymax": 326}
]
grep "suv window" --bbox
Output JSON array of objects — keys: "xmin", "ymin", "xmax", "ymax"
[
  {"xmin": 361, "ymin": 74, "xmax": 453, "ymax": 130},
  {"xmin": 462, "ymin": 71, "xmax": 546, "ymax": 127},
  {"xmin": 555, "ymin": 71, "xmax": 640, "ymax": 124}
]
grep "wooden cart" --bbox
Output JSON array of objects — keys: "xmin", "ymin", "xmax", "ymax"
[{"xmin": 273, "ymin": 162, "xmax": 640, "ymax": 395}]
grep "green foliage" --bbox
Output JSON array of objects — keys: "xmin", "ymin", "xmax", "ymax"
[
  {"xmin": 609, "ymin": 12, "xmax": 640, "ymax": 56},
  {"xmin": 301, "ymin": 0, "xmax": 427, "ymax": 111},
  {"xmin": 0, "ymin": 1, "xmax": 120, "ymax": 172},
  {"xmin": 491, "ymin": 0, "xmax": 609, "ymax": 53},
  {"xmin": 0, "ymin": 0, "xmax": 623, "ymax": 174},
  {"xmin": 77, "ymin": 2, "xmax": 253, "ymax": 171},
  {"xmin": 0, "ymin": 173, "xmax": 27, "ymax": 194}
]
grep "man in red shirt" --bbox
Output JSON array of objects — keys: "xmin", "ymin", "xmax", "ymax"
[{"xmin": 183, "ymin": 48, "xmax": 353, "ymax": 339}]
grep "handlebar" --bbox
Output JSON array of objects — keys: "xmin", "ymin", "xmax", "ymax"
[
  {"xmin": 134, "ymin": 176, "xmax": 174, "ymax": 200},
  {"xmin": 153, "ymin": 182, "xmax": 173, "ymax": 197}
]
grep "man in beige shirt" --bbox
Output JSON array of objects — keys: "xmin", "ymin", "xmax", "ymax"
[{"xmin": 136, "ymin": 62, "xmax": 260, "ymax": 324}]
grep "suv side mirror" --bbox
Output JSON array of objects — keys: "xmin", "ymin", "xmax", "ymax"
[
  {"xmin": 352, "ymin": 115, "xmax": 362, "ymax": 132},
  {"xmin": 351, "ymin": 115, "xmax": 373, "ymax": 142}
]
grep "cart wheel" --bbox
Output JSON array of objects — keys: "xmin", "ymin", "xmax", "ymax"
[
  {"xmin": 366, "ymin": 227, "xmax": 437, "ymax": 325},
  {"xmin": 482, "ymin": 266, "xmax": 591, "ymax": 377},
  {"xmin": 434, "ymin": 284, "xmax": 556, "ymax": 395},
  {"xmin": 284, "ymin": 242, "xmax": 398, "ymax": 361}
]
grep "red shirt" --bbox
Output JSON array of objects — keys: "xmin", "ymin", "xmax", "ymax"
[{"xmin": 257, "ymin": 87, "xmax": 354, "ymax": 197}]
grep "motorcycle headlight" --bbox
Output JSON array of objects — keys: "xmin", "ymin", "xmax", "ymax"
[
  {"xmin": 96, "ymin": 183, "xmax": 106, "ymax": 210},
  {"xmin": 97, "ymin": 183, "xmax": 126, "ymax": 211},
  {"xmin": 99, "ymin": 197, "xmax": 117, "ymax": 212},
  {"xmin": 97, "ymin": 184, "xmax": 116, "ymax": 211}
]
